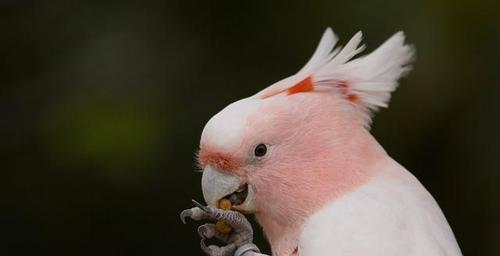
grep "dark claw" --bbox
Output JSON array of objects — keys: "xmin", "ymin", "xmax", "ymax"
[
  {"xmin": 192, "ymin": 199, "xmax": 210, "ymax": 212},
  {"xmin": 198, "ymin": 224, "xmax": 213, "ymax": 239},
  {"xmin": 200, "ymin": 239, "xmax": 211, "ymax": 255},
  {"xmin": 180, "ymin": 209, "xmax": 192, "ymax": 224}
]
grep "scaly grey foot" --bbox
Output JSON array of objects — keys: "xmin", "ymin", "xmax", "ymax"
[{"xmin": 180, "ymin": 200, "xmax": 266, "ymax": 256}]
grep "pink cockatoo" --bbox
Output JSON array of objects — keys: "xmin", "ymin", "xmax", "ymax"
[{"xmin": 181, "ymin": 28, "xmax": 462, "ymax": 256}]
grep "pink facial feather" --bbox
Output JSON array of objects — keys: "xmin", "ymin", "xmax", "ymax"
[
  {"xmin": 198, "ymin": 28, "xmax": 413, "ymax": 256},
  {"xmin": 242, "ymin": 89, "xmax": 388, "ymax": 255}
]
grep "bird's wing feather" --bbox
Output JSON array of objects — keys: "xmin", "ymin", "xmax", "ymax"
[{"xmin": 298, "ymin": 160, "xmax": 462, "ymax": 256}]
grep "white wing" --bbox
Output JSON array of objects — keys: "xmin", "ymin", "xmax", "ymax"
[{"xmin": 298, "ymin": 159, "xmax": 462, "ymax": 256}]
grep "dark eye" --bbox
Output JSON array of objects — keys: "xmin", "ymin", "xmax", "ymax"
[{"xmin": 254, "ymin": 144, "xmax": 267, "ymax": 157}]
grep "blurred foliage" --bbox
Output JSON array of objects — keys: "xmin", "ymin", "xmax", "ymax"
[{"xmin": 1, "ymin": 0, "xmax": 498, "ymax": 255}]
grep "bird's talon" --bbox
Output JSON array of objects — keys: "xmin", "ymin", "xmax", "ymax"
[
  {"xmin": 192, "ymin": 199, "xmax": 211, "ymax": 212},
  {"xmin": 182, "ymin": 201, "xmax": 255, "ymax": 255},
  {"xmin": 180, "ymin": 209, "xmax": 192, "ymax": 224},
  {"xmin": 198, "ymin": 224, "xmax": 215, "ymax": 239},
  {"xmin": 200, "ymin": 239, "xmax": 210, "ymax": 254}
]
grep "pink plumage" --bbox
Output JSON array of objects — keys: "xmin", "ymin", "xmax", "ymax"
[{"xmin": 197, "ymin": 28, "xmax": 461, "ymax": 256}]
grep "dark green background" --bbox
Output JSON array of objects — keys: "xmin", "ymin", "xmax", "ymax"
[{"xmin": 1, "ymin": 0, "xmax": 498, "ymax": 255}]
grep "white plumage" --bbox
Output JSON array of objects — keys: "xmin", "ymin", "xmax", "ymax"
[
  {"xmin": 257, "ymin": 28, "xmax": 414, "ymax": 126},
  {"xmin": 299, "ymin": 158, "xmax": 462, "ymax": 256},
  {"xmin": 194, "ymin": 28, "xmax": 461, "ymax": 256}
]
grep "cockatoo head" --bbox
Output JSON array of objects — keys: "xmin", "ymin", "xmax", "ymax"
[{"xmin": 197, "ymin": 28, "xmax": 413, "ymax": 252}]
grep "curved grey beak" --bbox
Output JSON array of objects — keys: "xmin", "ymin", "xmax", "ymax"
[
  {"xmin": 201, "ymin": 165, "xmax": 257, "ymax": 213},
  {"xmin": 201, "ymin": 165, "xmax": 242, "ymax": 207}
]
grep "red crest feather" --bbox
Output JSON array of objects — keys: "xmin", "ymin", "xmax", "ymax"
[{"xmin": 286, "ymin": 76, "xmax": 314, "ymax": 95}]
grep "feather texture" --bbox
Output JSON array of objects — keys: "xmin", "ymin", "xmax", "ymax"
[
  {"xmin": 200, "ymin": 27, "xmax": 461, "ymax": 256},
  {"xmin": 298, "ymin": 28, "xmax": 339, "ymax": 75},
  {"xmin": 299, "ymin": 158, "xmax": 462, "ymax": 256},
  {"xmin": 256, "ymin": 28, "xmax": 414, "ymax": 126}
]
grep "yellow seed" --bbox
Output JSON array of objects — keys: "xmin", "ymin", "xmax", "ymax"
[
  {"xmin": 215, "ymin": 199, "xmax": 233, "ymax": 233},
  {"xmin": 218, "ymin": 198, "xmax": 232, "ymax": 210},
  {"xmin": 215, "ymin": 220, "xmax": 233, "ymax": 233}
]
